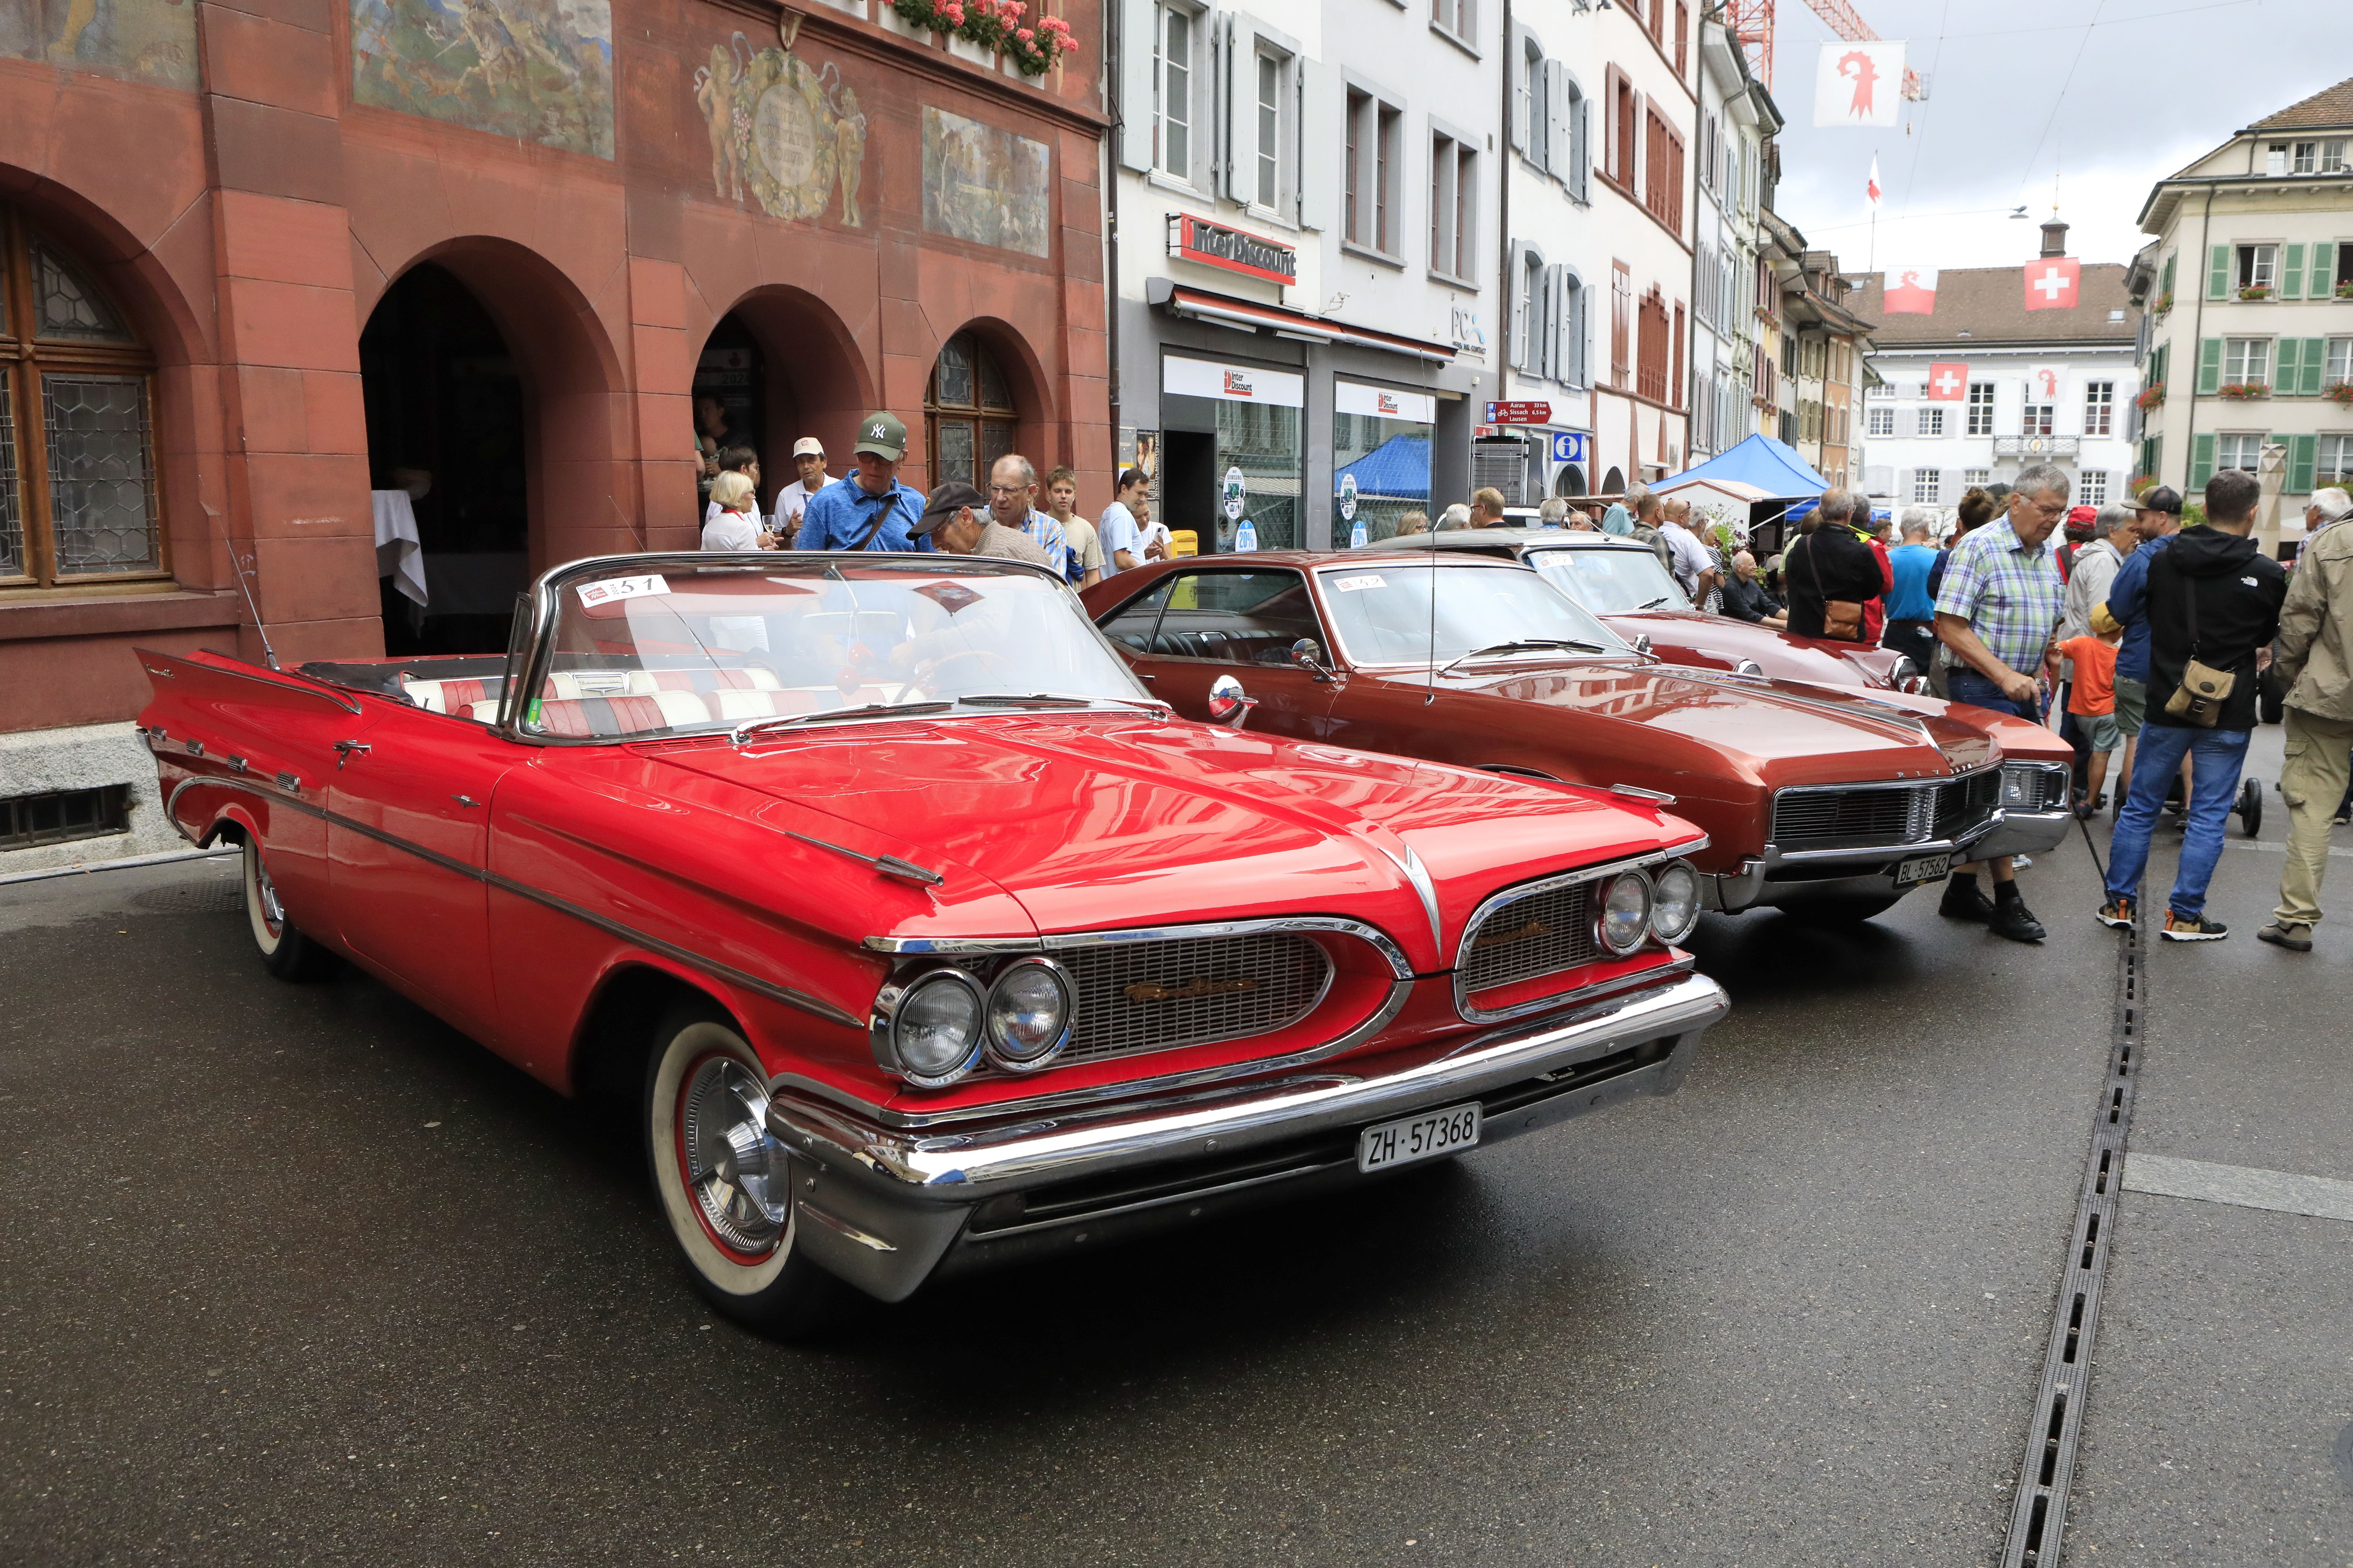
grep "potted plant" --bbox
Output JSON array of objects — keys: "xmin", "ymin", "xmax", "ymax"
[
  {"xmin": 2135, "ymin": 383, "xmax": 2166, "ymax": 410},
  {"xmin": 2216, "ymin": 382, "xmax": 2270, "ymax": 400},
  {"xmin": 2152, "ymin": 290, "xmax": 2173, "ymax": 317},
  {"xmin": 887, "ymin": 0, "xmax": 1080, "ymax": 74},
  {"xmin": 2326, "ymin": 382, "xmax": 2353, "ymax": 406},
  {"xmin": 2337, "ymin": 280, "xmax": 2353, "ymax": 299},
  {"xmin": 2238, "ymin": 283, "xmax": 2274, "ymax": 300}
]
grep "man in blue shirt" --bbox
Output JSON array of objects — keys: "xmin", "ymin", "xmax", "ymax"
[
  {"xmin": 2091, "ymin": 486, "xmax": 2186, "ymax": 801},
  {"xmin": 1880, "ymin": 508, "xmax": 1941, "ymax": 670},
  {"xmin": 985, "ymin": 454, "xmax": 1068, "ymax": 574},
  {"xmin": 794, "ymin": 411, "xmax": 930, "ymax": 552}
]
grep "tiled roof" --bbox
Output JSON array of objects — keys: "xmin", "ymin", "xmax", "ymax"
[
  {"xmin": 1850, "ymin": 264, "xmax": 2138, "ymax": 347},
  {"xmin": 2251, "ymin": 75, "xmax": 2353, "ymax": 132}
]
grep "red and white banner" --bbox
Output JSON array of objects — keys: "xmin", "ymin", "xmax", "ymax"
[
  {"xmin": 1814, "ymin": 41, "xmax": 1905, "ymax": 127},
  {"xmin": 1866, "ymin": 154, "xmax": 1882, "ymax": 209},
  {"xmin": 2024, "ymin": 256, "xmax": 2081, "ymax": 311},
  {"xmin": 2025, "ymin": 365, "xmax": 2066, "ymax": 402},
  {"xmin": 1883, "ymin": 266, "xmax": 1938, "ymax": 314},
  {"xmin": 1925, "ymin": 362, "xmax": 1969, "ymax": 401}
]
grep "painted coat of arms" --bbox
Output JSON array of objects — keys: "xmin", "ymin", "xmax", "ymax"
[{"xmin": 694, "ymin": 23, "xmax": 867, "ymax": 227}]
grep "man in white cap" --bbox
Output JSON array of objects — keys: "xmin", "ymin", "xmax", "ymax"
[{"xmin": 772, "ymin": 437, "xmax": 831, "ymax": 538}]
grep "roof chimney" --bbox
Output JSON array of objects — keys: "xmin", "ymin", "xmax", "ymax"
[{"xmin": 2040, "ymin": 219, "xmax": 2070, "ymax": 259}]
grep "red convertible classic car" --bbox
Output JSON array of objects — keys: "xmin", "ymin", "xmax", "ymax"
[
  {"xmin": 1360, "ymin": 527, "xmax": 1919, "ymax": 692},
  {"xmin": 1083, "ymin": 553, "xmax": 2075, "ymax": 925},
  {"xmin": 140, "ymin": 553, "xmax": 1727, "ymax": 1333}
]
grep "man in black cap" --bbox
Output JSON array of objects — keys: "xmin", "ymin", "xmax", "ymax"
[
  {"xmin": 2093, "ymin": 484, "xmax": 2186, "ymax": 800},
  {"xmin": 910, "ymin": 482, "xmax": 1058, "ymax": 567},
  {"xmin": 792, "ymin": 412, "xmax": 929, "ymax": 551}
]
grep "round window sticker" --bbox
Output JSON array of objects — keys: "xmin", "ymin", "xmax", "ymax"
[
  {"xmin": 1338, "ymin": 472, "xmax": 1359, "ymax": 522},
  {"xmin": 1221, "ymin": 466, "xmax": 1248, "ymax": 521}
]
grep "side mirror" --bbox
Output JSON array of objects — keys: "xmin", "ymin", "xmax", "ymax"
[
  {"xmin": 1290, "ymin": 638, "xmax": 1334, "ymax": 680},
  {"xmin": 1207, "ymin": 673, "xmax": 1260, "ymax": 728},
  {"xmin": 1632, "ymin": 633, "xmax": 1654, "ymax": 656}
]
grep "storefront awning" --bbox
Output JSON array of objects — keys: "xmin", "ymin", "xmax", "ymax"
[{"xmin": 1152, "ymin": 282, "xmax": 1458, "ymax": 362}]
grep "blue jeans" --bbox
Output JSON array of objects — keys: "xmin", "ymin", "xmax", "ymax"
[
  {"xmin": 2105, "ymin": 722, "xmax": 2251, "ymax": 917},
  {"xmin": 1947, "ymin": 668, "xmax": 2040, "ymax": 722}
]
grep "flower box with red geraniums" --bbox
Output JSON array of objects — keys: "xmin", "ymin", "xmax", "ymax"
[
  {"xmin": 893, "ymin": 0, "xmax": 1080, "ymax": 73},
  {"xmin": 2135, "ymin": 384, "xmax": 2166, "ymax": 410},
  {"xmin": 2238, "ymin": 285, "xmax": 2274, "ymax": 300},
  {"xmin": 2216, "ymin": 382, "xmax": 2269, "ymax": 400},
  {"xmin": 2326, "ymin": 382, "xmax": 2353, "ymax": 406}
]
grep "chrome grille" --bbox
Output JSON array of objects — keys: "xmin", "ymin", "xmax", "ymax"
[
  {"xmin": 1058, "ymin": 934, "xmax": 1332, "ymax": 1064},
  {"xmin": 1774, "ymin": 768, "xmax": 2000, "ymax": 851},
  {"xmin": 1460, "ymin": 881, "xmax": 1598, "ymax": 996}
]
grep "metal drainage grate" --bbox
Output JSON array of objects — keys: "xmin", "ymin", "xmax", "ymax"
[{"xmin": 2000, "ymin": 895, "xmax": 2145, "ymax": 1567}]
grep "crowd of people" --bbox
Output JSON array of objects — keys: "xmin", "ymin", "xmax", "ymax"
[{"xmin": 696, "ymin": 408, "xmax": 2353, "ymax": 950}]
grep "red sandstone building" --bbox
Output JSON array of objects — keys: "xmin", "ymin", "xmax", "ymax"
[{"xmin": 0, "ymin": 0, "xmax": 1108, "ymax": 868}]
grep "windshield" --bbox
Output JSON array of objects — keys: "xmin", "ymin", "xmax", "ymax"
[
  {"xmin": 1315, "ymin": 564, "xmax": 1631, "ymax": 666},
  {"xmin": 1525, "ymin": 547, "xmax": 1689, "ymax": 614},
  {"xmin": 523, "ymin": 559, "xmax": 1148, "ymax": 739}
]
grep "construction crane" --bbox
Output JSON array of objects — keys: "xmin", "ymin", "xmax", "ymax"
[{"xmin": 1724, "ymin": 0, "xmax": 1927, "ymax": 100}]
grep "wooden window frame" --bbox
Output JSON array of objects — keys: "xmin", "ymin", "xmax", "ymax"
[
  {"xmin": 0, "ymin": 204, "xmax": 170, "ymax": 594},
  {"xmin": 924, "ymin": 330, "xmax": 1020, "ymax": 495}
]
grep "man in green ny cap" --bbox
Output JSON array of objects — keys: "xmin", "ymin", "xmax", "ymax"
[{"xmin": 791, "ymin": 411, "xmax": 931, "ymax": 552}]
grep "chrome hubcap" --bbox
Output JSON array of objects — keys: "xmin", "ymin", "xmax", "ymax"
[
  {"xmin": 252, "ymin": 849, "xmax": 285, "ymax": 933},
  {"xmin": 680, "ymin": 1056, "xmax": 787, "ymax": 1254}
]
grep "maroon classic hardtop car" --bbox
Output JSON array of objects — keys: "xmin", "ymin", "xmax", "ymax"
[
  {"xmin": 1359, "ymin": 527, "xmax": 1918, "ymax": 692},
  {"xmin": 1083, "ymin": 552, "xmax": 2075, "ymax": 926}
]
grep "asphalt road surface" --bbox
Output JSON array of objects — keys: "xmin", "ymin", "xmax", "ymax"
[{"xmin": 4, "ymin": 731, "xmax": 2347, "ymax": 1566}]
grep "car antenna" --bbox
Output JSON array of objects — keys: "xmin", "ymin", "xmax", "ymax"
[
  {"xmin": 232, "ymin": 551, "xmax": 282, "ymax": 670},
  {"xmin": 1423, "ymin": 501, "xmax": 1441, "ymax": 705}
]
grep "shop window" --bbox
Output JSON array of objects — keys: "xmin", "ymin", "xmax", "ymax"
[
  {"xmin": 926, "ymin": 332, "xmax": 1019, "ymax": 492},
  {"xmin": 0, "ymin": 205, "xmax": 165, "ymax": 592},
  {"xmin": 1333, "ymin": 382, "xmax": 1433, "ymax": 543}
]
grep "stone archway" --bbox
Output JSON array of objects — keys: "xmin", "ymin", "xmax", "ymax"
[
  {"xmin": 926, "ymin": 315, "xmax": 1056, "ymax": 492},
  {"xmin": 693, "ymin": 286, "xmax": 874, "ymax": 527}
]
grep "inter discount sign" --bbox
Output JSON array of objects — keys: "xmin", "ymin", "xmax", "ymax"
[{"xmin": 1167, "ymin": 215, "xmax": 1298, "ymax": 285}]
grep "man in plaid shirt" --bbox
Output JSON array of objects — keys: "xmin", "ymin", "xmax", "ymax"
[{"xmin": 1933, "ymin": 463, "xmax": 2071, "ymax": 943}]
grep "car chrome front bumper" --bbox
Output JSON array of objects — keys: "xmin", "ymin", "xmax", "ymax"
[
  {"xmin": 1705, "ymin": 802, "xmax": 2075, "ymax": 914},
  {"xmin": 763, "ymin": 971, "xmax": 1728, "ymax": 1302}
]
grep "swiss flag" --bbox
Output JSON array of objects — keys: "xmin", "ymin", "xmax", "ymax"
[
  {"xmin": 1883, "ymin": 267, "xmax": 1938, "ymax": 315},
  {"xmin": 1926, "ymin": 362, "xmax": 1969, "ymax": 401},
  {"xmin": 2024, "ymin": 257, "xmax": 2081, "ymax": 312}
]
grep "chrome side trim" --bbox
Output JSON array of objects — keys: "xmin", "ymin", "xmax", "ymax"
[
  {"xmin": 764, "ymin": 971, "xmax": 1727, "ymax": 1198},
  {"xmin": 864, "ymin": 915, "xmax": 1414, "ymax": 982},
  {"xmin": 1387, "ymin": 840, "xmax": 1444, "ymax": 955},
  {"xmin": 148, "ymin": 649, "xmax": 365, "ymax": 715},
  {"xmin": 767, "ymin": 975, "xmax": 1415, "ymax": 1129},
  {"xmin": 165, "ymin": 772, "xmax": 860, "ymax": 1029}
]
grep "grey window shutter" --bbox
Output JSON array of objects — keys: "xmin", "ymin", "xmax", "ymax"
[
  {"xmin": 1118, "ymin": 0, "xmax": 1157, "ymax": 172},
  {"xmin": 1543, "ymin": 265, "xmax": 1564, "ymax": 381},
  {"xmin": 1574, "ymin": 279, "xmax": 1590, "ymax": 387},
  {"xmin": 1545, "ymin": 62, "xmax": 1571, "ymax": 184},
  {"xmin": 1897, "ymin": 469, "xmax": 1914, "ymax": 502},
  {"xmin": 1557, "ymin": 269, "xmax": 1577, "ymax": 387},
  {"xmin": 1509, "ymin": 27, "xmax": 1531, "ymax": 153},
  {"xmin": 1571, "ymin": 93, "xmax": 1590, "ymax": 202},
  {"xmin": 1297, "ymin": 58, "xmax": 1339, "ymax": 230},
  {"xmin": 1509, "ymin": 244, "xmax": 1530, "ymax": 371},
  {"xmin": 1896, "ymin": 406, "xmax": 1915, "ymax": 437},
  {"xmin": 1864, "ymin": 464, "xmax": 1894, "ymax": 495},
  {"xmin": 1223, "ymin": 16, "xmax": 1257, "ymax": 204},
  {"xmin": 1941, "ymin": 469, "xmax": 1960, "ymax": 501}
]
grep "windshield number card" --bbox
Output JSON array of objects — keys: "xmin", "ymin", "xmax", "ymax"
[
  {"xmin": 578, "ymin": 574, "xmax": 669, "ymax": 608},
  {"xmin": 1358, "ymin": 1102, "xmax": 1481, "ymax": 1173},
  {"xmin": 1330, "ymin": 574, "xmax": 1385, "ymax": 592}
]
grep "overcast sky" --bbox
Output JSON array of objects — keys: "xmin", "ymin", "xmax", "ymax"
[{"xmin": 1768, "ymin": 0, "xmax": 2353, "ymax": 277}]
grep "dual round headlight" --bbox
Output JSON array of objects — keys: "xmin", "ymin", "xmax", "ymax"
[
  {"xmin": 1597, "ymin": 859, "xmax": 1703, "ymax": 955},
  {"xmin": 884, "ymin": 959, "xmax": 1075, "ymax": 1087}
]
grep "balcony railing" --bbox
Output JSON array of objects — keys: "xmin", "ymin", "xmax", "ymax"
[{"xmin": 1993, "ymin": 435, "xmax": 2081, "ymax": 457}]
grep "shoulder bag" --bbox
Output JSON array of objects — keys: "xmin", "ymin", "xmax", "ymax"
[
  {"xmin": 846, "ymin": 489, "xmax": 902, "ymax": 551},
  {"xmin": 2159, "ymin": 552, "xmax": 2234, "ymax": 726},
  {"xmin": 1799, "ymin": 532, "xmax": 1866, "ymax": 641}
]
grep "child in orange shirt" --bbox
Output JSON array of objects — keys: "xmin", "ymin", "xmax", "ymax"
[{"xmin": 2058, "ymin": 625, "xmax": 2122, "ymax": 819}]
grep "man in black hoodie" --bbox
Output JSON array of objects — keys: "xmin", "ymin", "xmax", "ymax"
[
  {"xmin": 1782, "ymin": 489, "xmax": 1885, "ymax": 640},
  {"xmin": 2097, "ymin": 468, "xmax": 2288, "ymax": 941}
]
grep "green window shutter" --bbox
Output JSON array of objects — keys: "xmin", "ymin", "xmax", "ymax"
[
  {"xmin": 2191, "ymin": 432, "xmax": 2216, "ymax": 490},
  {"xmin": 2207, "ymin": 245, "xmax": 2231, "ymax": 300},
  {"xmin": 2300, "ymin": 338, "xmax": 2327, "ymax": 396},
  {"xmin": 2160, "ymin": 253, "xmax": 2176, "ymax": 297},
  {"xmin": 2282, "ymin": 242, "xmax": 2306, "ymax": 299},
  {"xmin": 2276, "ymin": 336, "xmax": 2303, "ymax": 393},
  {"xmin": 2314, "ymin": 242, "xmax": 2338, "ymax": 299},
  {"xmin": 2196, "ymin": 336, "xmax": 2223, "ymax": 394},
  {"xmin": 2289, "ymin": 433, "xmax": 2317, "ymax": 495}
]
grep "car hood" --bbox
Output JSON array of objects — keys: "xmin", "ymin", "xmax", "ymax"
[
  {"xmin": 1602, "ymin": 607, "xmax": 1896, "ymax": 681},
  {"xmin": 651, "ymin": 714, "xmax": 1690, "ymax": 969},
  {"xmin": 1425, "ymin": 659, "xmax": 1995, "ymax": 785}
]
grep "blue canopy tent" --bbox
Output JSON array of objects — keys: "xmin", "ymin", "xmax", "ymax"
[
  {"xmin": 1656, "ymin": 433, "xmax": 1828, "ymax": 497},
  {"xmin": 1334, "ymin": 434, "xmax": 1431, "ymax": 541}
]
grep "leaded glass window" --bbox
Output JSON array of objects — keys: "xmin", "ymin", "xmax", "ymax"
[
  {"xmin": 925, "ymin": 331, "xmax": 1020, "ymax": 492},
  {"xmin": 0, "ymin": 205, "xmax": 169, "ymax": 589}
]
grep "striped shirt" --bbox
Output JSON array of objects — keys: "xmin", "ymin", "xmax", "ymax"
[{"xmin": 1933, "ymin": 517, "xmax": 2067, "ymax": 674}]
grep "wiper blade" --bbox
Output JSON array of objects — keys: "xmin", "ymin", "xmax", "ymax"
[
  {"xmin": 955, "ymin": 691, "xmax": 1170, "ymax": 713},
  {"xmin": 1638, "ymin": 596, "xmax": 1672, "ymax": 609},
  {"xmin": 1438, "ymin": 639, "xmax": 1594, "ymax": 676},
  {"xmin": 733, "ymin": 701, "xmax": 952, "ymax": 743}
]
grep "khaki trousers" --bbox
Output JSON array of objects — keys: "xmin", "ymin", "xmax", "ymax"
[{"xmin": 2274, "ymin": 707, "xmax": 2353, "ymax": 929}]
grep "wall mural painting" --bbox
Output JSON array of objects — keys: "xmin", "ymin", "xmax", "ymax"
[
  {"xmin": 2, "ymin": 0, "xmax": 196, "ymax": 87},
  {"xmin": 922, "ymin": 106, "xmax": 1050, "ymax": 260},
  {"xmin": 694, "ymin": 20, "xmax": 867, "ymax": 227},
  {"xmin": 349, "ymin": 0, "xmax": 615, "ymax": 159}
]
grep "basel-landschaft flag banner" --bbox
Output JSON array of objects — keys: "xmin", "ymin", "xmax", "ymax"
[
  {"xmin": 1814, "ymin": 41, "xmax": 1904, "ymax": 127},
  {"xmin": 1884, "ymin": 268, "xmax": 1938, "ymax": 314}
]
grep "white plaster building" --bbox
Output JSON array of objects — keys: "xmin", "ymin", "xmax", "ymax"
[
  {"xmin": 1108, "ymin": 0, "xmax": 1500, "ymax": 547},
  {"xmin": 2125, "ymin": 75, "xmax": 2353, "ymax": 556},
  {"xmin": 1686, "ymin": 4, "xmax": 1775, "ymax": 463},
  {"xmin": 1855, "ymin": 224, "xmax": 2140, "ymax": 516}
]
